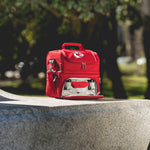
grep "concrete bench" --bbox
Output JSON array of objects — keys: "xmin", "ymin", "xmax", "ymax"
[{"xmin": 0, "ymin": 89, "xmax": 150, "ymax": 150}]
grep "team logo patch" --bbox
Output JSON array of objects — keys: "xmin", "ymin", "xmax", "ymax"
[{"xmin": 74, "ymin": 51, "xmax": 84, "ymax": 58}]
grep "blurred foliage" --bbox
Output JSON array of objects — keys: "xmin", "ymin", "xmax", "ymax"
[
  {"xmin": 0, "ymin": 0, "xmax": 142, "ymax": 83},
  {"xmin": 0, "ymin": 0, "xmax": 142, "ymax": 35},
  {"xmin": 118, "ymin": 62, "xmax": 146, "ymax": 76},
  {"xmin": 103, "ymin": 75, "xmax": 147, "ymax": 99},
  {"xmin": 103, "ymin": 61, "xmax": 147, "ymax": 99},
  {"xmin": 0, "ymin": 1, "xmax": 141, "ymax": 48},
  {"xmin": 117, "ymin": 0, "xmax": 142, "ymax": 34}
]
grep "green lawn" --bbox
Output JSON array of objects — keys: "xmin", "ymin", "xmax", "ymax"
[
  {"xmin": 103, "ymin": 75, "xmax": 147, "ymax": 99},
  {"xmin": 103, "ymin": 61, "xmax": 147, "ymax": 99},
  {"xmin": 0, "ymin": 78, "xmax": 46, "ymax": 96}
]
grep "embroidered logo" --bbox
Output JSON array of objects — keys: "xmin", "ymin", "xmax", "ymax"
[{"xmin": 74, "ymin": 51, "xmax": 84, "ymax": 58}]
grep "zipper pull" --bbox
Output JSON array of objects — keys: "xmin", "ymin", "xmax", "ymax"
[
  {"xmin": 48, "ymin": 59, "xmax": 54, "ymax": 71},
  {"xmin": 82, "ymin": 62, "xmax": 86, "ymax": 69}
]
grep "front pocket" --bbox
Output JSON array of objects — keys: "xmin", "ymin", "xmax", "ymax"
[{"xmin": 61, "ymin": 78, "xmax": 97, "ymax": 97}]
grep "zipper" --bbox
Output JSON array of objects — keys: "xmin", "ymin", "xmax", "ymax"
[
  {"xmin": 63, "ymin": 59, "xmax": 97, "ymax": 64},
  {"xmin": 82, "ymin": 62, "xmax": 86, "ymax": 69},
  {"xmin": 60, "ymin": 72, "xmax": 99, "ymax": 75},
  {"xmin": 48, "ymin": 59, "xmax": 54, "ymax": 71}
]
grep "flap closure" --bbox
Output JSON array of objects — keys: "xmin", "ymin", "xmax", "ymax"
[
  {"xmin": 62, "ymin": 49, "xmax": 98, "ymax": 64},
  {"xmin": 71, "ymin": 81, "xmax": 90, "ymax": 88}
]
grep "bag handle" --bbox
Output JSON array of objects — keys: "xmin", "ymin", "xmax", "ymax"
[{"xmin": 62, "ymin": 43, "xmax": 84, "ymax": 50}]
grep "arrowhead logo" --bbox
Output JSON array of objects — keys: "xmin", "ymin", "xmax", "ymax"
[{"xmin": 74, "ymin": 51, "xmax": 84, "ymax": 58}]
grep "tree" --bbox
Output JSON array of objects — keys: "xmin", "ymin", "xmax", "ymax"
[
  {"xmin": 141, "ymin": 0, "xmax": 150, "ymax": 99},
  {"xmin": 0, "ymin": 0, "xmax": 142, "ymax": 98}
]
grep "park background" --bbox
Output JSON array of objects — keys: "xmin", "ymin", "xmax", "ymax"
[{"xmin": 0, "ymin": 0, "xmax": 150, "ymax": 99}]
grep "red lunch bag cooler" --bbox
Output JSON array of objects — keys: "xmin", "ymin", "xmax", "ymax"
[{"xmin": 46, "ymin": 43, "xmax": 104, "ymax": 99}]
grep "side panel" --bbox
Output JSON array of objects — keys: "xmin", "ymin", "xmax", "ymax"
[
  {"xmin": 46, "ymin": 50, "xmax": 62, "ymax": 97},
  {"xmin": 46, "ymin": 71, "xmax": 56, "ymax": 97}
]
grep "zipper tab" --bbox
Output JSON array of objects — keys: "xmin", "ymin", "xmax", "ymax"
[
  {"xmin": 48, "ymin": 59, "xmax": 54, "ymax": 71},
  {"xmin": 82, "ymin": 62, "xmax": 86, "ymax": 69}
]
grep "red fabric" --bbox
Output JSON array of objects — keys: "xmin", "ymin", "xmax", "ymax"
[
  {"xmin": 71, "ymin": 81, "xmax": 89, "ymax": 88},
  {"xmin": 62, "ymin": 43, "xmax": 84, "ymax": 50},
  {"xmin": 46, "ymin": 71, "xmax": 56, "ymax": 97},
  {"xmin": 63, "ymin": 95, "xmax": 104, "ymax": 100},
  {"xmin": 46, "ymin": 43, "xmax": 103, "ymax": 99},
  {"xmin": 62, "ymin": 49, "xmax": 98, "ymax": 64}
]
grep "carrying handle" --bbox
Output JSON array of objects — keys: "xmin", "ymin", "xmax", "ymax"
[{"xmin": 62, "ymin": 43, "xmax": 84, "ymax": 50}]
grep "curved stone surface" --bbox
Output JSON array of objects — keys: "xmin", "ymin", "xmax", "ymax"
[{"xmin": 0, "ymin": 89, "xmax": 150, "ymax": 150}]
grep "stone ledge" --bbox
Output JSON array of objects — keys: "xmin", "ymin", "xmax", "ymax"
[{"xmin": 0, "ymin": 89, "xmax": 150, "ymax": 150}]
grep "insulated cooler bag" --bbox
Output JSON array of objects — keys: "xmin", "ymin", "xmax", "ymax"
[{"xmin": 46, "ymin": 43, "xmax": 104, "ymax": 99}]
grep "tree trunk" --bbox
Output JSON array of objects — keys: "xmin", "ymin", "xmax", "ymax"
[
  {"xmin": 143, "ymin": 19, "xmax": 150, "ymax": 99},
  {"xmin": 141, "ymin": 0, "xmax": 150, "ymax": 99},
  {"xmin": 105, "ymin": 11, "xmax": 127, "ymax": 98},
  {"xmin": 80, "ymin": 12, "xmax": 127, "ymax": 98}
]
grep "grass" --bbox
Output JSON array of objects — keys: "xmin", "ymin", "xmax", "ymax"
[
  {"xmin": 103, "ymin": 75, "xmax": 147, "ymax": 99},
  {"xmin": 0, "ymin": 61, "xmax": 147, "ymax": 99},
  {"xmin": 122, "ymin": 75, "xmax": 147, "ymax": 99},
  {"xmin": 118, "ymin": 61, "xmax": 146, "ymax": 76},
  {"xmin": 0, "ymin": 78, "xmax": 46, "ymax": 96},
  {"xmin": 119, "ymin": 61, "xmax": 147, "ymax": 99},
  {"xmin": 103, "ymin": 61, "xmax": 147, "ymax": 99}
]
